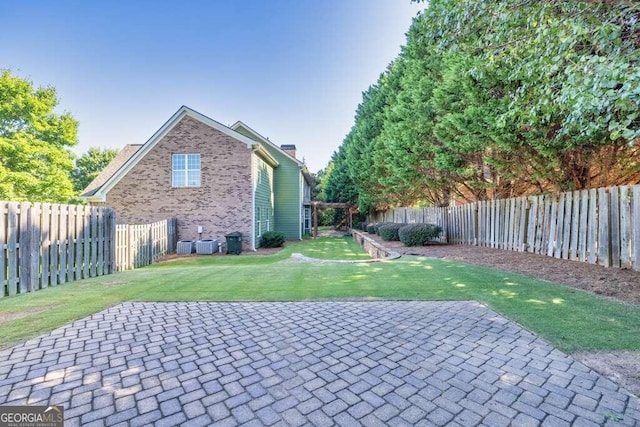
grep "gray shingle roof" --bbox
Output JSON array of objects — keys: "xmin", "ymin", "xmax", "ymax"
[{"xmin": 80, "ymin": 144, "xmax": 143, "ymax": 197}]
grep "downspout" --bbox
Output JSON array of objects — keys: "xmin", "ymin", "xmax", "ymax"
[
  {"xmin": 251, "ymin": 151, "xmax": 256, "ymax": 251},
  {"xmin": 299, "ymin": 168, "xmax": 303, "ymax": 240}
]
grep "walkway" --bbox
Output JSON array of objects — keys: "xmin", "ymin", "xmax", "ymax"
[{"xmin": 0, "ymin": 301, "xmax": 638, "ymax": 426}]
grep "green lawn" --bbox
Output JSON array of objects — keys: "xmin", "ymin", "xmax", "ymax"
[{"xmin": 1, "ymin": 236, "xmax": 638, "ymax": 354}]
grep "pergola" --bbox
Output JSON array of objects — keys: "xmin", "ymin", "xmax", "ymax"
[{"xmin": 311, "ymin": 201, "xmax": 358, "ymax": 238}]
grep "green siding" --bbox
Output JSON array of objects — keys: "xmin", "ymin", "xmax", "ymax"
[
  {"xmin": 253, "ymin": 156, "xmax": 275, "ymax": 247},
  {"xmin": 235, "ymin": 124, "xmax": 304, "ymax": 241},
  {"xmin": 263, "ymin": 146, "xmax": 302, "ymax": 240}
]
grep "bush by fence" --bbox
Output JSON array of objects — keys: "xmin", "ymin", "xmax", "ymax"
[
  {"xmin": 378, "ymin": 223, "xmax": 405, "ymax": 241},
  {"xmin": 398, "ymin": 223, "xmax": 443, "ymax": 246},
  {"xmin": 370, "ymin": 184, "xmax": 640, "ymax": 271}
]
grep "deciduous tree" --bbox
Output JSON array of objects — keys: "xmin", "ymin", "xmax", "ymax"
[
  {"xmin": 0, "ymin": 70, "xmax": 78, "ymax": 202},
  {"xmin": 71, "ymin": 147, "xmax": 118, "ymax": 193}
]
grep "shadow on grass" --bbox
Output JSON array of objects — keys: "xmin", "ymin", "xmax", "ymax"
[{"xmin": 0, "ymin": 248, "xmax": 638, "ymax": 354}]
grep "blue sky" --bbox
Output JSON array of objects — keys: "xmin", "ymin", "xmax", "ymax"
[{"xmin": 1, "ymin": 1, "xmax": 424, "ymax": 173}]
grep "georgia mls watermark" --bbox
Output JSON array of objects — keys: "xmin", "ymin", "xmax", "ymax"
[{"xmin": 0, "ymin": 406, "xmax": 64, "ymax": 427}]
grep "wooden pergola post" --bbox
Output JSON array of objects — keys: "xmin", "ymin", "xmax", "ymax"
[
  {"xmin": 313, "ymin": 202, "xmax": 319, "ymax": 238},
  {"xmin": 310, "ymin": 201, "xmax": 357, "ymax": 239}
]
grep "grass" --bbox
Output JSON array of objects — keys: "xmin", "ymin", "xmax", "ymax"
[{"xmin": 1, "ymin": 236, "xmax": 638, "ymax": 353}]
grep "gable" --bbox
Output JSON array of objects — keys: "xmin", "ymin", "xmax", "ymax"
[{"xmin": 83, "ymin": 106, "xmax": 260, "ymax": 201}]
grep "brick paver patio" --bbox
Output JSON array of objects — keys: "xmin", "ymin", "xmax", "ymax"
[{"xmin": 0, "ymin": 301, "xmax": 638, "ymax": 426}]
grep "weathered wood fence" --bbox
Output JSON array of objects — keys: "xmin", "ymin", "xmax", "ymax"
[
  {"xmin": 370, "ymin": 184, "xmax": 640, "ymax": 271},
  {"xmin": 115, "ymin": 218, "xmax": 177, "ymax": 271},
  {"xmin": 1, "ymin": 200, "xmax": 178, "ymax": 297},
  {"xmin": 0, "ymin": 201, "xmax": 117, "ymax": 297}
]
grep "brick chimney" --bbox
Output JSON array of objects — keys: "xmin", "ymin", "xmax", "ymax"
[{"xmin": 280, "ymin": 144, "xmax": 297, "ymax": 158}]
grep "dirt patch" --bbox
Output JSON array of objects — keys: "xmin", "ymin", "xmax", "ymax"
[
  {"xmin": 574, "ymin": 352, "xmax": 640, "ymax": 397},
  {"xmin": 0, "ymin": 306, "xmax": 57, "ymax": 324},
  {"xmin": 362, "ymin": 232, "xmax": 640, "ymax": 397},
  {"xmin": 101, "ymin": 279, "xmax": 130, "ymax": 287}
]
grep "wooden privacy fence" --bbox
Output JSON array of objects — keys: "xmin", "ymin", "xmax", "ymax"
[
  {"xmin": 1, "ymin": 200, "xmax": 179, "ymax": 297},
  {"xmin": 370, "ymin": 184, "xmax": 640, "ymax": 271},
  {"xmin": 115, "ymin": 218, "xmax": 177, "ymax": 271},
  {"xmin": 0, "ymin": 201, "xmax": 116, "ymax": 298}
]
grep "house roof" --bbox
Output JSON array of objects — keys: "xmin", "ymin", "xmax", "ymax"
[
  {"xmin": 81, "ymin": 106, "xmax": 267, "ymax": 201},
  {"xmin": 230, "ymin": 121, "xmax": 305, "ymax": 168},
  {"xmin": 230, "ymin": 120, "xmax": 313, "ymax": 187},
  {"xmin": 80, "ymin": 144, "xmax": 142, "ymax": 197}
]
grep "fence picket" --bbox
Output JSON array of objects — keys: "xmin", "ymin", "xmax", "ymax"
[
  {"xmin": 82, "ymin": 206, "xmax": 90, "ymax": 279},
  {"xmin": 75, "ymin": 206, "xmax": 83, "ymax": 280},
  {"xmin": 19, "ymin": 202, "xmax": 31, "ymax": 293},
  {"xmin": 97, "ymin": 208, "xmax": 105, "ymax": 276},
  {"xmin": 587, "ymin": 189, "xmax": 598, "ymax": 264},
  {"xmin": 561, "ymin": 193, "xmax": 572, "ymax": 259},
  {"xmin": 547, "ymin": 196, "xmax": 558, "ymax": 257},
  {"xmin": 526, "ymin": 196, "xmax": 536, "ymax": 252},
  {"xmin": 29, "ymin": 203, "xmax": 40, "ymax": 292},
  {"xmin": 41, "ymin": 204, "xmax": 50, "ymax": 288},
  {"xmin": 508, "ymin": 198, "xmax": 516, "ymax": 251},
  {"xmin": 579, "ymin": 190, "xmax": 589, "ymax": 262},
  {"xmin": 553, "ymin": 193, "xmax": 564, "ymax": 258},
  {"xmin": 50, "ymin": 204, "xmax": 59, "ymax": 286},
  {"xmin": 598, "ymin": 188, "xmax": 611, "ymax": 267},
  {"xmin": 620, "ymin": 186, "xmax": 631, "ymax": 268},
  {"xmin": 633, "ymin": 186, "xmax": 640, "ymax": 271},
  {"xmin": 0, "ymin": 202, "xmax": 5, "ymax": 297},
  {"xmin": 90, "ymin": 209, "xmax": 98, "ymax": 277},
  {"xmin": 569, "ymin": 191, "xmax": 580, "ymax": 261},
  {"xmin": 610, "ymin": 187, "xmax": 620, "ymax": 268},
  {"xmin": 66, "ymin": 205, "xmax": 75, "ymax": 283},
  {"xmin": 7, "ymin": 203, "xmax": 18, "ymax": 296},
  {"xmin": 59, "ymin": 204, "xmax": 68, "ymax": 285}
]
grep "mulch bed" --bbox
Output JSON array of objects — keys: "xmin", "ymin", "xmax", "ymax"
[{"xmin": 365, "ymin": 234, "xmax": 640, "ymax": 306}]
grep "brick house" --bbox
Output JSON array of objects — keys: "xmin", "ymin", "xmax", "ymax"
[{"xmin": 81, "ymin": 106, "xmax": 312, "ymax": 250}]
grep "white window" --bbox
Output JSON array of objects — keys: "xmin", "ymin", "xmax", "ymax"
[
  {"xmin": 172, "ymin": 154, "xmax": 201, "ymax": 187},
  {"xmin": 256, "ymin": 207, "xmax": 262, "ymax": 238},
  {"xmin": 265, "ymin": 207, "xmax": 270, "ymax": 231},
  {"xmin": 304, "ymin": 208, "xmax": 311, "ymax": 231}
]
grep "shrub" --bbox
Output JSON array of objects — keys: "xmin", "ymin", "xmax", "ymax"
[
  {"xmin": 376, "ymin": 222, "xmax": 395, "ymax": 236},
  {"xmin": 366, "ymin": 223, "xmax": 378, "ymax": 234},
  {"xmin": 261, "ymin": 231, "xmax": 286, "ymax": 248},
  {"xmin": 378, "ymin": 223, "xmax": 405, "ymax": 241},
  {"xmin": 398, "ymin": 223, "xmax": 443, "ymax": 246}
]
